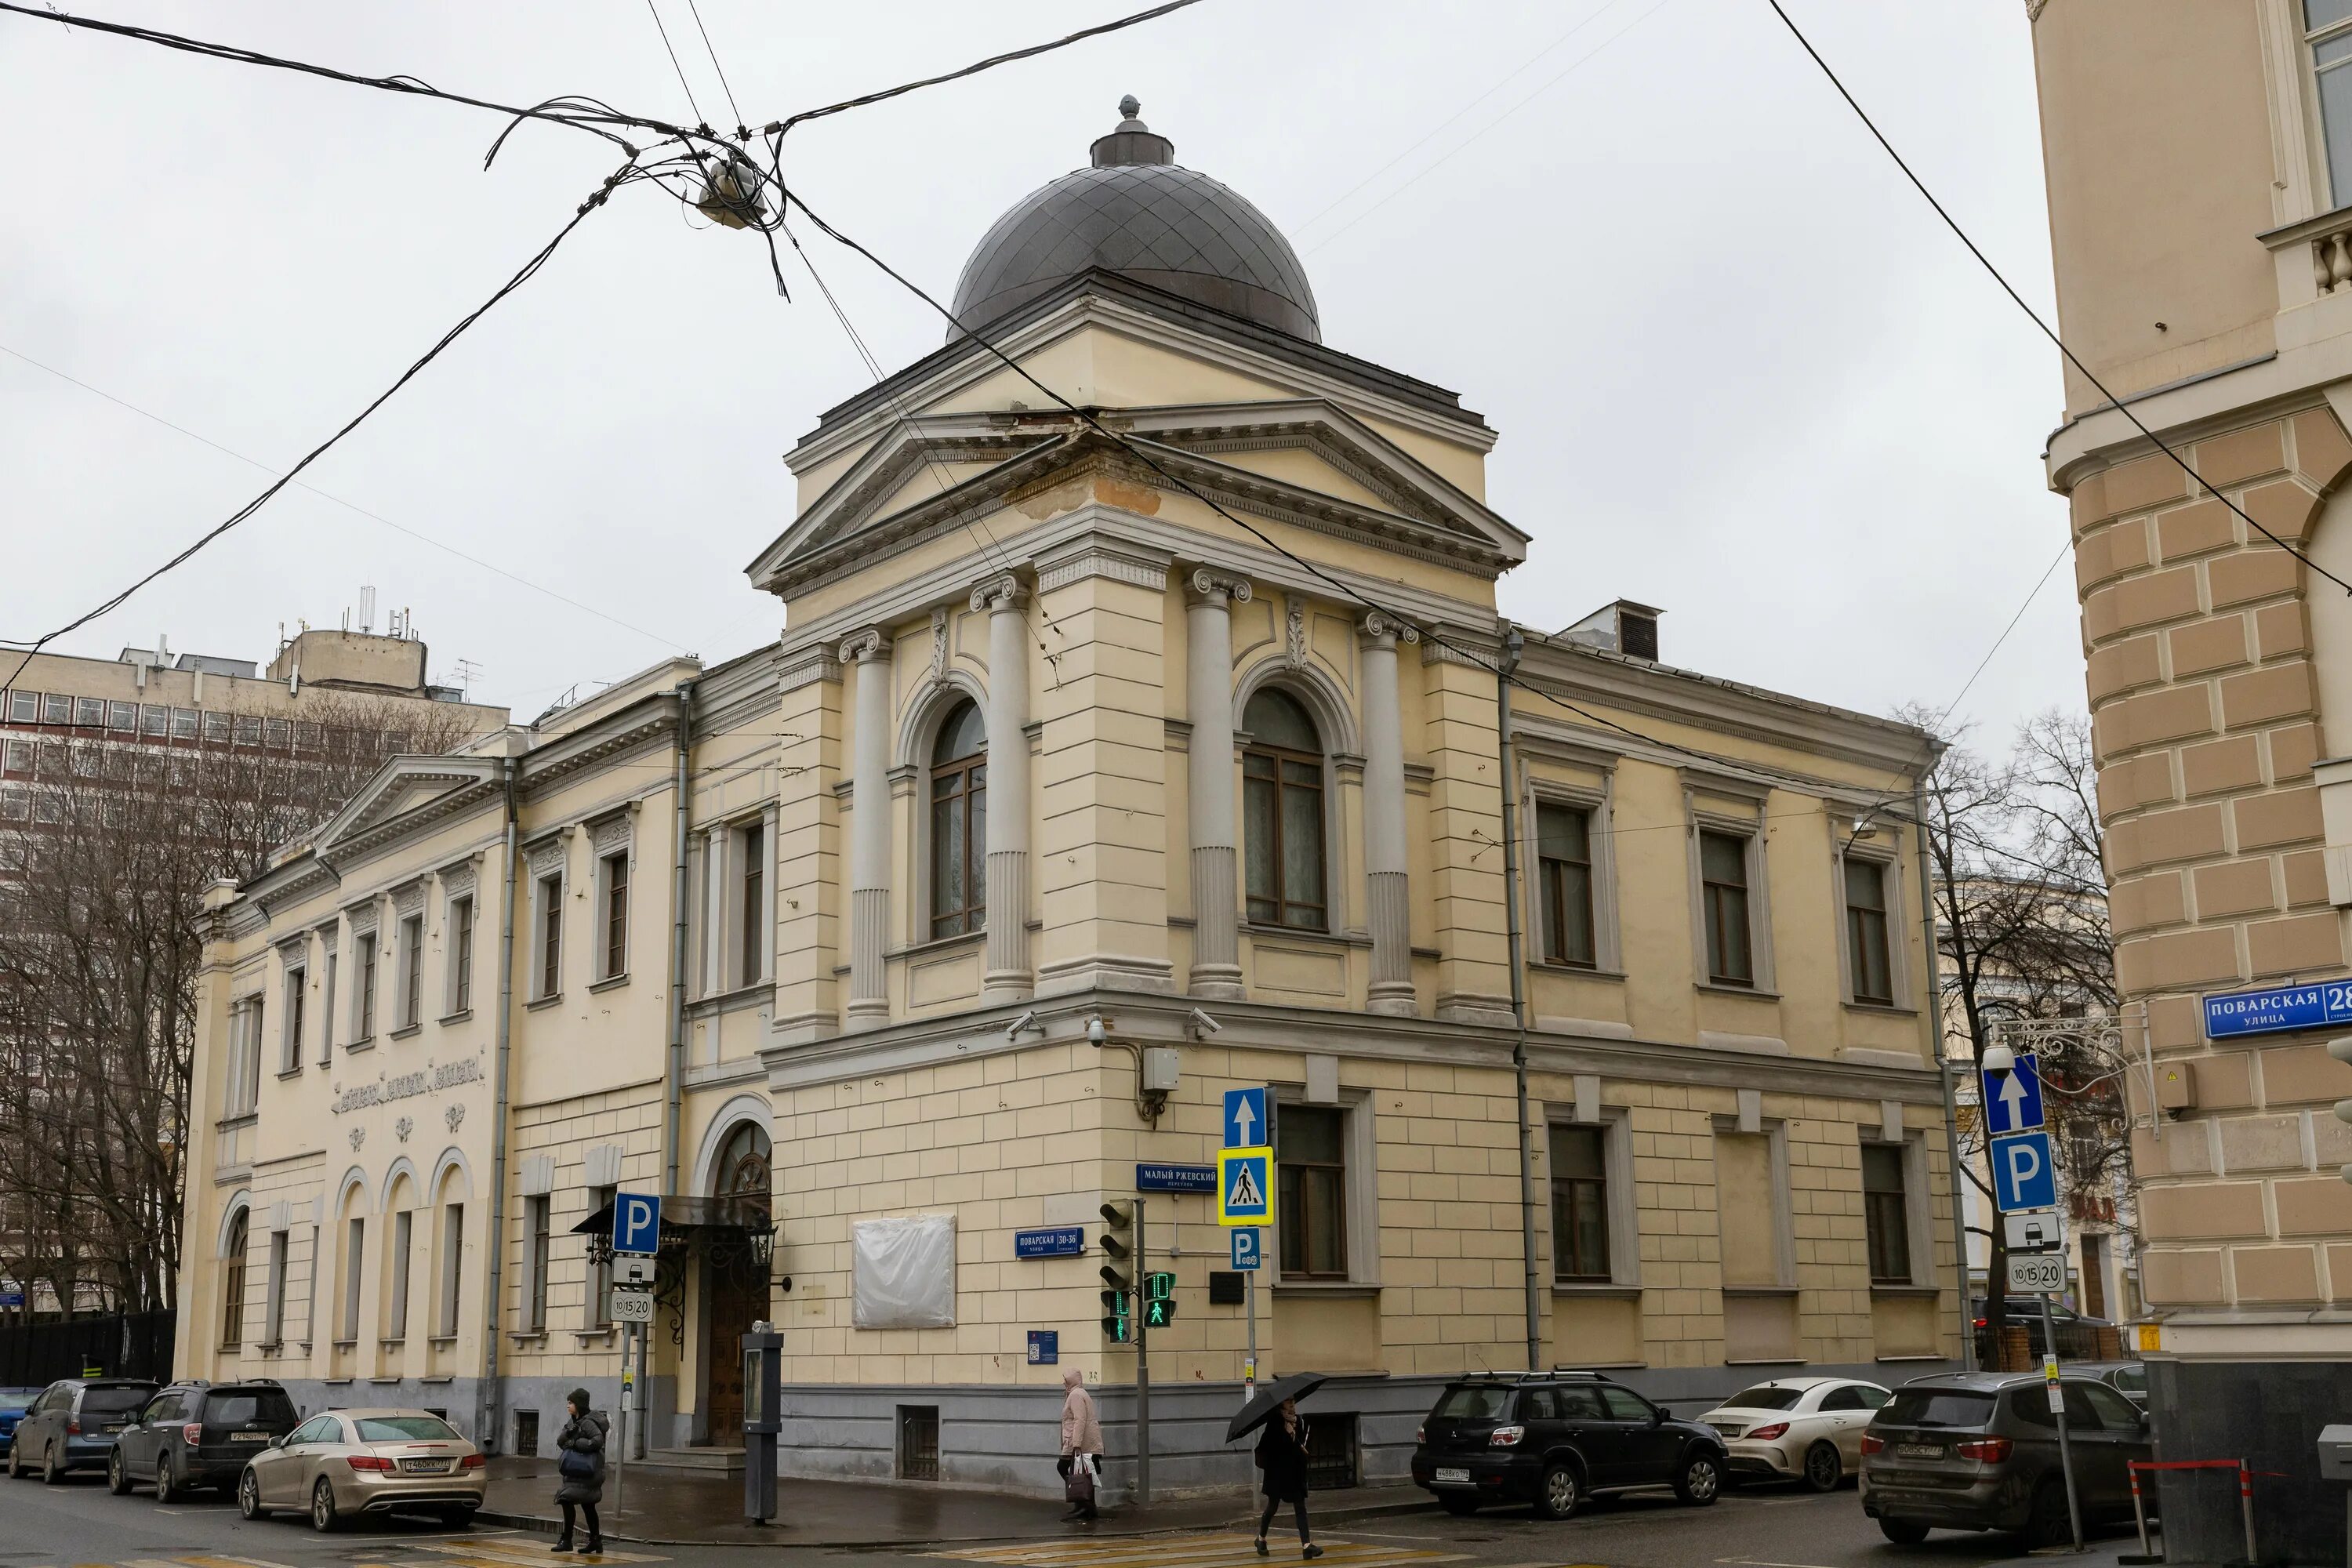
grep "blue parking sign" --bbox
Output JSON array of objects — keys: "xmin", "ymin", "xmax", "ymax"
[
  {"xmin": 613, "ymin": 1192, "xmax": 662, "ymax": 1255},
  {"xmin": 1231, "ymin": 1228, "xmax": 1261, "ymax": 1272},
  {"xmin": 1991, "ymin": 1132, "xmax": 2058, "ymax": 1213}
]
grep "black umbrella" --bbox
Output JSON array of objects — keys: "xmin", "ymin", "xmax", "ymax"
[{"xmin": 1226, "ymin": 1372, "xmax": 1328, "ymax": 1443}]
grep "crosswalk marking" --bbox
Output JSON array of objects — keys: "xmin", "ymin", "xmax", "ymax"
[
  {"xmin": 929, "ymin": 1535, "xmax": 1465, "ymax": 1568},
  {"xmin": 423, "ymin": 1544, "xmax": 666, "ymax": 1567}
]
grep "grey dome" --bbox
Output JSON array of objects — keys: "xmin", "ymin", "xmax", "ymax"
[{"xmin": 949, "ymin": 99, "xmax": 1320, "ymax": 343}]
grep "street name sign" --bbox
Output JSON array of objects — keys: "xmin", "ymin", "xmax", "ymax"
[
  {"xmin": 1981, "ymin": 1053, "xmax": 2046, "ymax": 1138},
  {"xmin": 1218, "ymin": 1146, "xmax": 1272, "ymax": 1225},
  {"xmin": 1014, "ymin": 1226, "xmax": 1085, "ymax": 1259},
  {"xmin": 2202, "ymin": 981, "xmax": 2352, "ymax": 1040},
  {"xmin": 1135, "ymin": 1162, "xmax": 1216, "ymax": 1193},
  {"xmin": 1991, "ymin": 1131, "xmax": 2059, "ymax": 1212},
  {"xmin": 613, "ymin": 1192, "xmax": 662, "ymax": 1256},
  {"xmin": 1224, "ymin": 1087, "xmax": 1268, "ymax": 1149}
]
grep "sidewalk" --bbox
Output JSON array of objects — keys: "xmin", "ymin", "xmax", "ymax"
[{"xmin": 477, "ymin": 1457, "xmax": 1433, "ymax": 1548}]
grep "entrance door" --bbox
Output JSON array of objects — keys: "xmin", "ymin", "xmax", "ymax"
[{"xmin": 703, "ymin": 1250, "xmax": 763, "ymax": 1439}]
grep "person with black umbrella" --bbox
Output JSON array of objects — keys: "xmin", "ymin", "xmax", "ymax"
[{"xmin": 1253, "ymin": 1396, "xmax": 1319, "ymax": 1558}]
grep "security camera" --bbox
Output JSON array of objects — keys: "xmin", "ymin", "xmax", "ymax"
[
  {"xmin": 1187, "ymin": 1007, "xmax": 1223, "ymax": 1036},
  {"xmin": 1087, "ymin": 1015, "xmax": 1108, "ymax": 1047},
  {"xmin": 1982, "ymin": 1042, "xmax": 2016, "ymax": 1076},
  {"xmin": 1004, "ymin": 1010, "xmax": 1042, "ymax": 1042}
]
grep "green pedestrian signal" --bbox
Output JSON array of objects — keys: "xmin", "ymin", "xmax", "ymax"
[
  {"xmin": 1145, "ymin": 1271, "xmax": 1174, "ymax": 1301},
  {"xmin": 1144, "ymin": 1296, "xmax": 1176, "ymax": 1328}
]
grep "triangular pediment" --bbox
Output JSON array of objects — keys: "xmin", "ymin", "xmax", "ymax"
[{"xmin": 313, "ymin": 754, "xmax": 505, "ymax": 862}]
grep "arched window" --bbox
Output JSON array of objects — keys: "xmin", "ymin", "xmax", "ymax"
[
  {"xmin": 1242, "ymin": 688, "xmax": 1327, "ymax": 931},
  {"xmin": 713, "ymin": 1120, "xmax": 773, "ymax": 1223},
  {"xmin": 929, "ymin": 701, "xmax": 987, "ymax": 938},
  {"xmin": 220, "ymin": 1208, "xmax": 249, "ymax": 1350}
]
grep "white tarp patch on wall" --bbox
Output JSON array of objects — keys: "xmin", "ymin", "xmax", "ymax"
[{"xmin": 851, "ymin": 1213, "xmax": 956, "ymax": 1328}]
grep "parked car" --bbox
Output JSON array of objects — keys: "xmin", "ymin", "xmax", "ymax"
[
  {"xmin": 2067, "ymin": 1359, "xmax": 2149, "ymax": 1410},
  {"xmin": 1970, "ymin": 1296, "xmax": 2117, "ymax": 1359},
  {"xmin": 1695, "ymin": 1376, "xmax": 1890, "ymax": 1491},
  {"xmin": 1409, "ymin": 1370, "xmax": 1729, "ymax": 1519},
  {"xmin": 1859, "ymin": 1370, "xmax": 2152, "ymax": 1547},
  {"xmin": 108, "ymin": 1380, "xmax": 299, "ymax": 1501},
  {"xmin": 4, "ymin": 1377, "xmax": 158, "ymax": 1483},
  {"xmin": 0, "ymin": 1389, "xmax": 38, "ymax": 1460},
  {"xmin": 237, "ymin": 1407, "xmax": 485, "ymax": 1531}
]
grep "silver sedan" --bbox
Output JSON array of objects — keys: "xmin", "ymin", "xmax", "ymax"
[{"xmin": 237, "ymin": 1407, "xmax": 485, "ymax": 1531}]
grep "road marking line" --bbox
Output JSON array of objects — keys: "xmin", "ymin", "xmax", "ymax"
[
  {"xmin": 423, "ymin": 1547, "xmax": 666, "ymax": 1567},
  {"xmin": 929, "ymin": 1542, "xmax": 1457, "ymax": 1568},
  {"xmin": 1717, "ymin": 1559, "xmax": 1842, "ymax": 1567}
]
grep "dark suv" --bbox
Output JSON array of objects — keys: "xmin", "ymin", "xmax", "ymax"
[
  {"xmin": 1410, "ymin": 1372, "xmax": 1728, "ymax": 1519},
  {"xmin": 4, "ymin": 1377, "xmax": 158, "ymax": 1483},
  {"xmin": 108, "ymin": 1381, "xmax": 299, "ymax": 1500},
  {"xmin": 1860, "ymin": 1371, "xmax": 2151, "ymax": 1546}
]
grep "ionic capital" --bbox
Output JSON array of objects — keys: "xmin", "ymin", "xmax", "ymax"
[
  {"xmin": 1186, "ymin": 567, "xmax": 1254, "ymax": 607},
  {"xmin": 969, "ymin": 572, "xmax": 1026, "ymax": 614},
  {"xmin": 1359, "ymin": 611, "xmax": 1421, "ymax": 648},
  {"xmin": 838, "ymin": 626, "xmax": 891, "ymax": 665}
]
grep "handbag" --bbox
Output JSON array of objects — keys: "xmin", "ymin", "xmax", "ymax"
[
  {"xmin": 1065, "ymin": 1452, "xmax": 1095, "ymax": 1505},
  {"xmin": 559, "ymin": 1446, "xmax": 595, "ymax": 1479}
]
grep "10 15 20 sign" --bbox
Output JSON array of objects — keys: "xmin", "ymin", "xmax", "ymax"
[{"xmin": 2201, "ymin": 982, "xmax": 2352, "ymax": 1040}]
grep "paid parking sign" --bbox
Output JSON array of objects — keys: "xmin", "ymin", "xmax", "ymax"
[
  {"xmin": 1990, "ymin": 1131, "xmax": 2058, "ymax": 1213},
  {"xmin": 1218, "ymin": 1146, "xmax": 1272, "ymax": 1225},
  {"xmin": 613, "ymin": 1192, "xmax": 662, "ymax": 1255},
  {"xmin": 1231, "ymin": 1227, "xmax": 1261, "ymax": 1271}
]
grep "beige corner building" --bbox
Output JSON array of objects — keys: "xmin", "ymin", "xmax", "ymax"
[
  {"xmin": 178, "ymin": 103, "xmax": 1962, "ymax": 1495},
  {"xmin": 2033, "ymin": 4, "xmax": 2352, "ymax": 1559}
]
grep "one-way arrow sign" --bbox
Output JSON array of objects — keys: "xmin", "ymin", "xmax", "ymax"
[
  {"xmin": 1981, "ymin": 1052, "xmax": 2045, "ymax": 1138},
  {"xmin": 1225, "ymin": 1087, "xmax": 1266, "ymax": 1150}
]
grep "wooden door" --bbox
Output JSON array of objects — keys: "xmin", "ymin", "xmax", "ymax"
[{"xmin": 703, "ymin": 1252, "xmax": 763, "ymax": 1439}]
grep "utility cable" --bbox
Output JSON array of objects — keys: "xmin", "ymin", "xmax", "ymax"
[
  {"xmin": 1764, "ymin": 0, "xmax": 2352, "ymax": 599},
  {"xmin": 685, "ymin": 0, "xmax": 747, "ymax": 134},
  {"xmin": 0, "ymin": 343, "xmax": 694, "ymax": 655},
  {"xmin": 0, "ymin": 162, "xmax": 639, "ymax": 702},
  {"xmin": 643, "ymin": 0, "xmax": 709, "ymax": 128}
]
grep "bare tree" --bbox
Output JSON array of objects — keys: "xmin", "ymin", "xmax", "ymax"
[{"xmin": 0, "ymin": 697, "xmax": 478, "ymax": 1316}]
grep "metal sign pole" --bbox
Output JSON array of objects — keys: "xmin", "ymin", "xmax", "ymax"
[
  {"xmin": 613, "ymin": 1322, "xmax": 630, "ymax": 1522},
  {"xmin": 1245, "ymin": 1264, "xmax": 1256, "ymax": 1407},
  {"xmin": 1134, "ymin": 1194, "xmax": 1150, "ymax": 1506},
  {"xmin": 2039, "ymin": 1291, "xmax": 2083, "ymax": 1552}
]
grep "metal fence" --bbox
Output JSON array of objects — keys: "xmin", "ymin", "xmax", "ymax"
[{"xmin": 0, "ymin": 1312, "xmax": 176, "ymax": 1388}]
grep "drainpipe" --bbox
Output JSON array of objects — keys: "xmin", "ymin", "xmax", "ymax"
[
  {"xmin": 1497, "ymin": 628, "xmax": 1541, "ymax": 1374},
  {"xmin": 1913, "ymin": 778, "xmax": 1970, "ymax": 1371},
  {"xmin": 666, "ymin": 679, "xmax": 697, "ymax": 1200},
  {"xmin": 481, "ymin": 755, "xmax": 521, "ymax": 1447}
]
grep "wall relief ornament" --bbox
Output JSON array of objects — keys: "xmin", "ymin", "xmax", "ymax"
[
  {"xmin": 1284, "ymin": 602, "xmax": 1306, "ymax": 668},
  {"xmin": 927, "ymin": 608, "xmax": 949, "ymax": 687},
  {"xmin": 349, "ymin": 1127, "xmax": 365, "ymax": 1152},
  {"xmin": 446, "ymin": 1103, "xmax": 465, "ymax": 1133},
  {"xmin": 395, "ymin": 1116, "xmax": 412, "ymax": 1144}
]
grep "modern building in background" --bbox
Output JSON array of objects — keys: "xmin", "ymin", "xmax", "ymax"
[
  {"xmin": 177, "ymin": 102, "xmax": 1963, "ymax": 1495},
  {"xmin": 2032, "ymin": 4, "xmax": 2352, "ymax": 1559}
]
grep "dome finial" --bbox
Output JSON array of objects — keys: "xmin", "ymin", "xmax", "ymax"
[
  {"xmin": 1092, "ymin": 96, "xmax": 1172, "ymax": 168},
  {"xmin": 1116, "ymin": 94, "xmax": 1144, "ymax": 130}
]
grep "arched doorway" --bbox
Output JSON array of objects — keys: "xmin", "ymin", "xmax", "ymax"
[{"xmin": 702, "ymin": 1120, "xmax": 771, "ymax": 1439}]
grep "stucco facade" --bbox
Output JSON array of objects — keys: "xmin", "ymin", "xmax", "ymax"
[
  {"xmin": 178, "ymin": 103, "xmax": 1959, "ymax": 1498},
  {"xmin": 2033, "ymin": 4, "xmax": 2352, "ymax": 1560}
]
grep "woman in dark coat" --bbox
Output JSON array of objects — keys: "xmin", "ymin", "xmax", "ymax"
[
  {"xmin": 552, "ymin": 1388, "xmax": 608, "ymax": 1554},
  {"xmin": 1253, "ymin": 1398, "xmax": 1320, "ymax": 1559}
]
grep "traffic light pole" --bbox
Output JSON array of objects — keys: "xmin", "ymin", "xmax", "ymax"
[{"xmin": 1134, "ymin": 1195, "xmax": 1151, "ymax": 1505}]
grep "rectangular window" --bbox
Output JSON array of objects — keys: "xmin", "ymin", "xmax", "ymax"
[
  {"xmin": 171, "ymin": 708, "xmax": 198, "ymax": 739},
  {"xmin": 437, "ymin": 1203, "xmax": 464, "ymax": 1336},
  {"xmin": 449, "ymin": 896, "xmax": 474, "ymax": 1014},
  {"xmin": 538, "ymin": 873, "xmax": 564, "ymax": 997},
  {"xmin": 41, "ymin": 693, "xmax": 69, "ymax": 724},
  {"xmin": 1862, "ymin": 1142, "xmax": 1912, "ymax": 1284},
  {"xmin": 263, "ymin": 1230, "xmax": 289, "ymax": 1345},
  {"xmin": 602, "ymin": 851, "xmax": 630, "ymax": 978},
  {"xmin": 281, "ymin": 967, "xmax": 306, "ymax": 1073},
  {"xmin": 587, "ymin": 1185, "xmax": 615, "ymax": 1327},
  {"xmin": 524, "ymin": 1196, "xmax": 550, "ymax": 1333},
  {"xmin": 1278, "ymin": 1104, "xmax": 1348, "ymax": 1279},
  {"xmin": 399, "ymin": 913, "xmax": 423, "ymax": 1029},
  {"xmin": 355, "ymin": 932, "xmax": 378, "ymax": 1040},
  {"xmin": 2312, "ymin": 2, "xmax": 2352, "ymax": 203},
  {"xmin": 264, "ymin": 717, "xmax": 291, "ymax": 747},
  {"xmin": 2, "ymin": 739, "xmax": 27, "ymax": 772},
  {"xmin": 202, "ymin": 710, "xmax": 230, "ymax": 742},
  {"xmin": 6, "ymin": 689, "xmax": 34, "ymax": 723},
  {"xmin": 74, "ymin": 695, "xmax": 103, "ymax": 727},
  {"xmin": 387, "ymin": 1210, "xmax": 413, "ymax": 1340},
  {"xmin": 220, "ymin": 1225, "xmax": 249, "ymax": 1348},
  {"xmin": 1700, "ymin": 830, "xmax": 1754, "ymax": 987},
  {"xmin": 739, "ymin": 824, "xmax": 764, "ymax": 985},
  {"xmin": 107, "ymin": 700, "xmax": 136, "ymax": 731},
  {"xmin": 1548, "ymin": 1123, "xmax": 1610, "ymax": 1282},
  {"xmin": 141, "ymin": 705, "xmax": 168, "ymax": 737},
  {"xmin": 234, "ymin": 714, "xmax": 262, "ymax": 745},
  {"xmin": 320, "ymin": 950, "xmax": 338, "ymax": 1065},
  {"xmin": 1537, "ymin": 802, "xmax": 1597, "ymax": 968},
  {"xmin": 1845, "ymin": 857, "xmax": 1893, "ymax": 1005},
  {"xmin": 236, "ymin": 996, "xmax": 265, "ymax": 1114},
  {"xmin": 341, "ymin": 1217, "xmax": 365, "ymax": 1341}
]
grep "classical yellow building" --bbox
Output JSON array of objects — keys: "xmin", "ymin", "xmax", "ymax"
[
  {"xmin": 179, "ymin": 101, "xmax": 1959, "ymax": 1494},
  {"xmin": 2031, "ymin": 5, "xmax": 2352, "ymax": 1560}
]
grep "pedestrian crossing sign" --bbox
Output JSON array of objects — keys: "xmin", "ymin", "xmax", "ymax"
[{"xmin": 1218, "ymin": 1145, "xmax": 1272, "ymax": 1225}]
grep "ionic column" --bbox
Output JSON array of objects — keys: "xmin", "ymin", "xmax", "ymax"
[
  {"xmin": 1186, "ymin": 569, "xmax": 1249, "ymax": 1000},
  {"xmin": 977, "ymin": 575, "xmax": 1033, "ymax": 1000},
  {"xmin": 1360, "ymin": 613, "xmax": 1418, "ymax": 1015},
  {"xmin": 842, "ymin": 629, "xmax": 893, "ymax": 1029}
]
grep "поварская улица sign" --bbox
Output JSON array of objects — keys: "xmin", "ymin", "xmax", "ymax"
[{"xmin": 2201, "ymin": 981, "xmax": 2352, "ymax": 1040}]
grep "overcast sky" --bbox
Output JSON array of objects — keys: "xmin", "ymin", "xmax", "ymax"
[{"xmin": 1, "ymin": 0, "xmax": 2074, "ymax": 747}]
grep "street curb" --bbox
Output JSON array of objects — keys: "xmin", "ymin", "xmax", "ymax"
[{"xmin": 474, "ymin": 1491, "xmax": 1436, "ymax": 1548}]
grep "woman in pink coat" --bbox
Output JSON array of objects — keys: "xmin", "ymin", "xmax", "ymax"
[{"xmin": 1057, "ymin": 1367, "xmax": 1104, "ymax": 1523}]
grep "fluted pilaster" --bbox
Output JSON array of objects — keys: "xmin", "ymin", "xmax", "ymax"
[{"xmin": 1186, "ymin": 569, "xmax": 1248, "ymax": 1000}]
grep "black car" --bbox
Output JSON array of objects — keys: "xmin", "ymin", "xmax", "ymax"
[
  {"xmin": 4, "ymin": 1377, "xmax": 158, "ymax": 1483},
  {"xmin": 1860, "ymin": 1370, "xmax": 2152, "ymax": 1547},
  {"xmin": 1970, "ymin": 1297, "xmax": 2116, "ymax": 1359},
  {"xmin": 1409, "ymin": 1371, "xmax": 1728, "ymax": 1519},
  {"xmin": 108, "ymin": 1381, "xmax": 299, "ymax": 1501}
]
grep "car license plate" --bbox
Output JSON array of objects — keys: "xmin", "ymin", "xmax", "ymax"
[
  {"xmin": 103, "ymin": 1424, "xmax": 125, "ymax": 1433},
  {"xmin": 1710, "ymin": 1422, "xmax": 1741, "ymax": 1437},
  {"xmin": 231, "ymin": 1432, "xmax": 270, "ymax": 1442},
  {"xmin": 1435, "ymin": 1467, "xmax": 1470, "ymax": 1484},
  {"xmin": 1897, "ymin": 1443, "xmax": 1944, "ymax": 1459},
  {"xmin": 401, "ymin": 1457, "xmax": 453, "ymax": 1473}
]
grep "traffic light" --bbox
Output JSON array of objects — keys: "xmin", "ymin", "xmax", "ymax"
[
  {"xmin": 2331, "ymin": 1037, "xmax": 2352, "ymax": 1183},
  {"xmin": 1144, "ymin": 1271, "xmax": 1176, "ymax": 1328},
  {"xmin": 1100, "ymin": 1201, "xmax": 1134, "ymax": 1342}
]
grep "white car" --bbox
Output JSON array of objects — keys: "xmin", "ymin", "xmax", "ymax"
[{"xmin": 1697, "ymin": 1376, "xmax": 1890, "ymax": 1491}]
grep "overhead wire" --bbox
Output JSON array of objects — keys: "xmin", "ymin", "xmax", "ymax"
[
  {"xmin": 684, "ymin": 0, "xmax": 747, "ymax": 133},
  {"xmin": 643, "ymin": 0, "xmax": 710, "ymax": 128}
]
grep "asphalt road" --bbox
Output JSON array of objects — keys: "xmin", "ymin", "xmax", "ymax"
[{"xmin": 5, "ymin": 1465, "xmax": 2096, "ymax": 1568}]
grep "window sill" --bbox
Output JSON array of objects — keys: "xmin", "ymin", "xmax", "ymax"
[
  {"xmin": 420, "ymin": 1374, "xmax": 455, "ymax": 1385},
  {"xmin": 510, "ymin": 1330, "xmax": 549, "ymax": 1346},
  {"xmin": 589, "ymin": 974, "xmax": 630, "ymax": 994},
  {"xmin": 1723, "ymin": 1356, "xmax": 1807, "ymax": 1367},
  {"xmin": 1272, "ymin": 1280, "xmax": 1381, "ymax": 1298},
  {"xmin": 1242, "ymin": 923, "xmax": 1366, "ymax": 949},
  {"xmin": 379, "ymin": 1338, "xmax": 407, "ymax": 1350},
  {"xmin": 691, "ymin": 979, "xmax": 774, "ymax": 1011},
  {"xmin": 1720, "ymin": 1285, "xmax": 1799, "ymax": 1298},
  {"xmin": 390, "ymin": 1023, "xmax": 423, "ymax": 1041},
  {"xmin": 324, "ymin": 1377, "xmax": 354, "ymax": 1386},
  {"xmin": 524, "ymin": 994, "xmax": 562, "ymax": 1011},
  {"xmin": 332, "ymin": 1339, "xmax": 358, "ymax": 1352},
  {"xmin": 428, "ymin": 1334, "xmax": 458, "ymax": 1347},
  {"xmin": 1875, "ymin": 1353, "xmax": 1950, "ymax": 1363},
  {"xmin": 887, "ymin": 929, "xmax": 988, "ymax": 962},
  {"xmin": 1869, "ymin": 1283, "xmax": 1941, "ymax": 1300},
  {"xmin": 346, "ymin": 1036, "xmax": 376, "ymax": 1053},
  {"xmin": 1531, "ymin": 960, "xmax": 1624, "ymax": 979},
  {"xmin": 439, "ymin": 1008, "xmax": 474, "ymax": 1026},
  {"xmin": 1697, "ymin": 982, "xmax": 1780, "ymax": 1000},
  {"xmin": 575, "ymin": 1328, "xmax": 617, "ymax": 1346},
  {"xmin": 258, "ymin": 1340, "xmax": 283, "ymax": 1353},
  {"xmin": 367, "ymin": 1376, "xmax": 404, "ymax": 1386},
  {"xmin": 1552, "ymin": 1283, "xmax": 1642, "ymax": 1299},
  {"xmin": 1843, "ymin": 1000, "xmax": 1918, "ymax": 1018},
  {"xmin": 274, "ymin": 1065, "xmax": 304, "ymax": 1079}
]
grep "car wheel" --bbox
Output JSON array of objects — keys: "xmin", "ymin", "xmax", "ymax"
[
  {"xmin": 1674, "ymin": 1450, "xmax": 1722, "ymax": 1506},
  {"xmin": 1878, "ymin": 1517, "xmax": 1931, "ymax": 1544},
  {"xmin": 238, "ymin": 1468, "xmax": 270, "ymax": 1520},
  {"xmin": 4, "ymin": 1443, "xmax": 19, "ymax": 1479},
  {"xmin": 1802, "ymin": 1440, "xmax": 1842, "ymax": 1493},
  {"xmin": 106, "ymin": 1450, "xmax": 129, "ymax": 1496},
  {"xmin": 2024, "ymin": 1481, "xmax": 2074, "ymax": 1550},
  {"xmin": 310, "ymin": 1475, "xmax": 341, "ymax": 1533},
  {"xmin": 40, "ymin": 1442, "xmax": 60, "ymax": 1485},
  {"xmin": 1535, "ymin": 1460, "xmax": 1582, "ymax": 1520},
  {"xmin": 154, "ymin": 1450, "xmax": 181, "ymax": 1504},
  {"xmin": 1438, "ymin": 1494, "xmax": 1480, "ymax": 1517}
]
